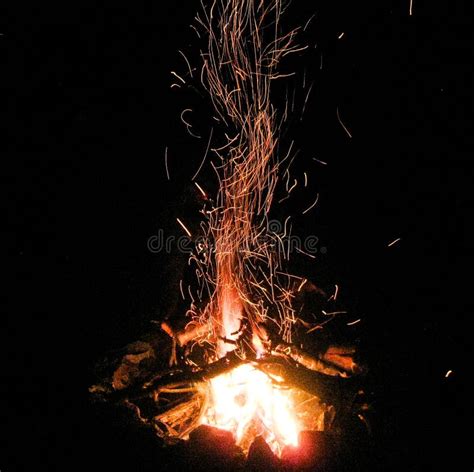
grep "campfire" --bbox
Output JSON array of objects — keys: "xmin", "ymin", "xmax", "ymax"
[{"xmin": 90, "ymin": 0, "xmax": 366, "ymax": 466}]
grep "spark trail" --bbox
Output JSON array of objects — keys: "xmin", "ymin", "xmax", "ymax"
[{"xmin": 189, "ymin": 0, "xmax": 307, "ymax": 358}]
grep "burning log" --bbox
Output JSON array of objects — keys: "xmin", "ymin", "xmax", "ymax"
[
  {"xmin": 94, "ymin": 350, "xmax": 244, "ymax": 404},
  {"xmin": 91, "ymin": 342, "xmax": 359, "ymax": 405},
  {"xmin": 275, "ymin": 343, "xmax": 363, "ymax": 378},
  {"xmin": 160, "ymin": 320, "xmax": 211, "ymax": 348},
  {"xmin": 89, "ymin": 336, "xmax": 173, "ymax": 395}
]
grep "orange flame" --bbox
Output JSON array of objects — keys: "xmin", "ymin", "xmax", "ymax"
[
  {"xmin": 218, "ymin": 284, "xmax": 242, "ymax": 357},
  {"xmin": 201, "ymin": 364, "xmax": 299, "ymax": 455},
  {"xmin": 202, "ymin": 288, "xmax": 300, "ymax": 455}
]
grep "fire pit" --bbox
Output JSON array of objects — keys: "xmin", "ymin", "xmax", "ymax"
[{"xmin": 91, "ymin": 309, "xmax": 365, "ymax": 466}]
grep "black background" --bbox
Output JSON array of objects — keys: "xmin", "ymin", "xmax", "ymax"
[{"xmin": 3, "ymin": 0, "xmax": 472, "ymax": 470}]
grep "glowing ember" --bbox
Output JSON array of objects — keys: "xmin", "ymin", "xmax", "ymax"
[{"xmin": 201, "ymin": 364, "xmax": 299, "ymax": 455}]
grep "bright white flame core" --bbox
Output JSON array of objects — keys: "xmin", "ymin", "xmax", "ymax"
[{"xmin": 201, "ymin": 364, "xmax": 299, "ymax": 454}]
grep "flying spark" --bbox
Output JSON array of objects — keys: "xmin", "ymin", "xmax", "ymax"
[
  {"xmin": 387, "ymin": 237, "xmax": 401, "ymax": 247},
  {"xmin": 336, "ymin": 106, "xmax": 352, "ymax": 138},
  {"xmin": 164, "ymin": 146, "xmax": 170, "ymax": 180},
  {"xmin": 177, "ymin": 218, "xmax": 192, "ymax": 237},
  {"xmin": 302, "ymin": 193, "xmax": 320, "ymax": 215}
]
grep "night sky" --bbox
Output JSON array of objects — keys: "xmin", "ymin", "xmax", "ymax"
[{"xmin": 4, "ymin": 0, "xmax": 472, "ymax": 470}]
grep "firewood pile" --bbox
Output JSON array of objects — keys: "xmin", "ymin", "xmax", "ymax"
[{"xmin": 90, "ymin": 282, "xmax": 369, "ymax": 469}]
